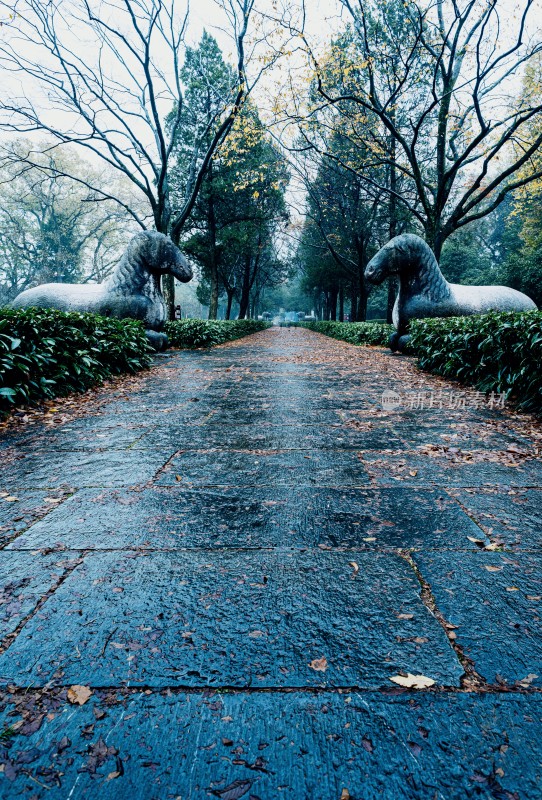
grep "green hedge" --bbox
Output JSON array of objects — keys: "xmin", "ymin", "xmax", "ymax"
[
  {"xmin": 0, "ymin": 307, "xmax": 152, "ymax": 414},
  {"xmin": 165, "ymin": 319, "xmax": 270, "ymax": 348},
  {"xmin": 409, "ymin": 311, "xmax": 542, "ymax": 411},
  {"xmin": 301, "ymin": 321, "xmax": 394, "ymax": 346}
]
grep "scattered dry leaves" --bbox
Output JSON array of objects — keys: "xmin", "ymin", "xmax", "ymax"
[{"xmin": 67, "ymin": 685, "xmax": 93, "ymax": 706}]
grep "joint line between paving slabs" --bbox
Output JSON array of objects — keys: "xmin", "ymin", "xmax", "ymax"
[
  {"xmin": 443, "ymin": 488, "xmax": 497, "ymax": 544},
  {"xmin": 398, "ymin": 548, "xmax": 488, "ymax": 692},
  {"xmin": 151, "ymin": 449, "xmax": 186, "ymax": 484},
  {"xmin": 0, "ymin": 550, "xmax": 90, "ymax": 656},
  {"xmin": 5, "ymin": 685, "xmax": 542, "ymax": 701},
  {"xmin": 0, "ymin": 489, "xmax": 78, "ymax": 551}
]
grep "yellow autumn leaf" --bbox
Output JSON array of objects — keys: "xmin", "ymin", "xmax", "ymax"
[{"xmin": 389, "ymin": 673, "xmax": 435, "ymax": 689}]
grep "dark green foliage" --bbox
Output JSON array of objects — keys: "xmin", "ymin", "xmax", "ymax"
[
  {"xmin": 0, "ymin": 308, "xmax": 152, "ymax": 414},
  {"xmin": 165, "ymin": 319, "xmax": 270, "ymax": 348},
  {"xmin": 301, "ymin": 321, "xmax": 393, "ymax": 346},
  {"xmin": 409, "ymin": 311, "xmax": 542, "ymax": 411},
  {"xmin": 500, "ymin": 250, "xmax": 542, "ymax": 308}
]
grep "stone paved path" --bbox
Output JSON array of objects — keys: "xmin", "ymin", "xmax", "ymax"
[{"xmin": 0, "ymin": 327, "xmax": 541, "ymax": 799}]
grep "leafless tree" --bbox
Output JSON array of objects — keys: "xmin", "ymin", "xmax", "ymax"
[
  {"xmin": 282, "ymin": 0, "xmax": 542, "ymax": 258},
  {"xmin": 0, "ymin": 0, "xmax": 261, "ymax": 314}
]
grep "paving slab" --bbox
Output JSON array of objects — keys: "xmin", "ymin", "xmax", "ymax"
[
  {"xmin": 361, "ymin": 449, "xmax": 542, "ymax": 487},
  {"xmin": 134, "ymin": 422, "xmax": 405, "ymax": 451},
  {"xmin": 415, "ymin": 550, "xmax": 542, "ymax": 686},
  {"xmin": 0, "ymin": 552, "xmax": 82, "ymax": 640},
  {"xmin": 0, "ymin": 491, "xmax": 69, "ymax": 547},
  {"xmin": 8, "ymin": 486, "xmax": 487, "ymax": 551},
  {"xmin": 0, "ymin": 421, "xmax": 153, "ymax": 453},
  {"xmin": 0, "ymin": 551, "xmax": 462, "ymax": 688},
  {"xmin": 0, "ymin": 691, "xmax": 540, "ymax": 800},
  {"xmin": 450, "ymin": 487, "xmax": 542, "ymax": 549},
  {"xmin": 156, "ymin": 449, "xmax": 372, "ymax": 487},
  {"xmin": 2, "ymin": 450, "xmax": 172, "ymax": 490},
  {"xmin": 7, "ymin": 487, "xmax": 297, "ymax": 550},
  {"xmin": 208, "ymin": 405, "xmax": 342, "ymax": 426}
]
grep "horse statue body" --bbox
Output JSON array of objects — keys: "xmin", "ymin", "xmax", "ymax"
[
  {"xmin": 11, "ymin": 231, "xmax": 192, "ymax": 351},
  {"xmin": 365, "ymin": 233, "xmax": 536, "ymax": 351}
]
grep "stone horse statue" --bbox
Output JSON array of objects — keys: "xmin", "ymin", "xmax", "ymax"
[
  {"xmin": 365, "ymin": 233, "xmax": 537, "ymax": 352},
  {"xmin": 11, "ymin": 231, "xmax": 192, "ymax": 351}
]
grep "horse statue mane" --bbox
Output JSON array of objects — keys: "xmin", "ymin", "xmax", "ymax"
[
  {"xmin": 11, "ymin": 231, "xmax": 192, "ymax": 351},
  {"xmin": 365, "ymin": 233, "xmax": 537, "ymax": 351}
]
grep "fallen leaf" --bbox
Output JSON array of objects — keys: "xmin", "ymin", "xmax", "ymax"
[
  {"xmin": 175, "ymin": 475, "xmax": 182, "ymax": 481},
  {"xmin": 3, "ymin": 496, "xmax": 19, "ymax": 503},
  {"xmin": 349, "ymin": 561, "xmax": 359, "ymax": 577},
  {"xmin": 467, "ymin": 536, "xmax": 485, "ymax": 546},
  {"xmin": 527, "ymin": 595, "xmax": 541, "ymax": 601},
  {"xmin": 518, "ymin": 673, "xmax": 538, "ymax": 687},
  {"xmin": 389, "ymin": 673, "xmax": 435, "ymax": 689},
  {"xmin": 106, "ymin": 771, "xmax": 121, "ymax": 781},
  {"xmin": 507, "ymin": 444, "xmax": 527, "ymax": 455},
  {"xmin": 485, "ymin": 565, "xmax": 503, "ymax": 572},
  {"xmin": 340, "ymin": 790, "xmax": 351, "ymax": 800},
  {"xmin": 409, "ymin": 470, "xmax": 417, "ymax": 477},
  {"xmin": 214, "ymin": 778, "xmax": 252, "ymax": 799},
  {"xmin": 506, "ymin": 587, "xmax": 519, "ymax": 592},
  {"xmin": 397, "ymin": 613, "xmax": 414, "ymax": 620},
  {"xmin": 309, "ymin": 657, "xmax": 328, "ymax": 672},
  {"xmin": 67, "ymin": 685, "xmax": 92, "ymax": 705},
  {"xmin": 363, "ymin": 537, "xmax": 376, "ymax": 542}
]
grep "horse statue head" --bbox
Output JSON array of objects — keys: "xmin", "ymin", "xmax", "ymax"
[
  {"xmin": 365, "ymin": 234, "xmax": 438, "ymax": 285},
  {"xmin": 120, "ymin": 230, "xmax": 193, "ymax": 285}
]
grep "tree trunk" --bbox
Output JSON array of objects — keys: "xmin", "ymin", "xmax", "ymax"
[
  {"xmin": 424, "ymin": 217, "xmax": 445, "ymax": 261},
  {"xmin": 209, "ymin": 271, "xmax": 219, "ymax": 320},
  {"xmin": 339, "ymin": 285, "xmax": 344, "ymax": 322},
  {"xmin": 358, "ymin": 266, "xmax": 368, "ymax": 322},
  {"xmin": 329, "ymin": 287, "xmax": 338, "ymax": 321},
  {"xmin": 350, "ymin": 284, "xmax": 358, "ymax": 322},
  {"xmin": 225, "ymin": 289, "xmax": 235, "ymax": 320},
  {"xmin": 387, "ymin": 141, "xmax": 398, "ymax": 324},
  {"xmin": 207, "ymin": 161, "xmax": 219, "ymax": 320},
  {"xmin": 238, "ymin": 255, "xmax": 251, "ymax": 319},
  {"xmin": 162, "ymin": 274, "xmax": 175, "ymax": 322}
]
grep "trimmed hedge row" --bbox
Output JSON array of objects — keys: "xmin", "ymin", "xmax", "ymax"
[
  {"xmin": 409, "ymin": 311, "xmax": 542, "ymax": 411},
  {"xmin": 0, "ymin": 307, "xmax": 152, "ymax": 415},
  {"xmin": 165, "ymin": 319, "xmax": 270, "ymax": 348},
  {"xmin": 301, "ymin": 320, "xmax": 394, "ymax": 346}
]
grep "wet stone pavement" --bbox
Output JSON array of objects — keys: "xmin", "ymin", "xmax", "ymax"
[{"xmin": 0, "ymin": 327, "xmax": 541, "ymax": 799}]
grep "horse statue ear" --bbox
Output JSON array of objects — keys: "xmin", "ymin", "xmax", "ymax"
[{"xmin": 132, "ymin": 230, "xmax": 168, "ymax": 272}]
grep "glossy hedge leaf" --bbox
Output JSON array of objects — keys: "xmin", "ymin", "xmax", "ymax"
[
  {"xmin": 0, "ymin": 307, "xmax": 152, "ymax": 416},
  {"xmin": 299, "ymin": 321, "xmax": 393, "ymax": 347},
  {"xmin": 165, "ymin": 319, "xmax": 270, "ymax": 349},
  {"xmin": 409, "ymin": 311, "xmax": 542, "ymax": 412}
]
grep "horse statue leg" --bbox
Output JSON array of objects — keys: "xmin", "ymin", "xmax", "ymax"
[
  {"xmin": 397, "ymin": 334, "xmax": 411, "ymax": 352},
  {"xmin": 146, "ymin": 330, "xmax": 169, "ymax": 352}
]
